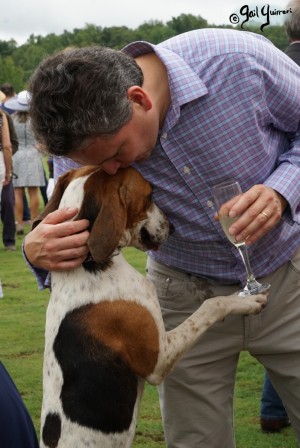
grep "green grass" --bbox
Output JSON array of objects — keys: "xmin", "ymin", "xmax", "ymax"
[{"xmin": 0, "ymin": 225, "xmax": 298, "ymax": 447}]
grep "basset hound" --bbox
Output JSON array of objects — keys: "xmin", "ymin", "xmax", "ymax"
[{"xmin": 33, "ymin": 165, "xmax": 267, "ymax": 448}]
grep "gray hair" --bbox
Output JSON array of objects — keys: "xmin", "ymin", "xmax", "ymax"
[
  {"xmin": 285, "ymin": 0, "xmax": 300, "ymax": 40},
  {"xmin": 28, "ymin": 46, "xmax": 144, "ymax": 155}
]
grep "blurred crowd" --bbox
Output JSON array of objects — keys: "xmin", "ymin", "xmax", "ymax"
[{"xmin": 0, "ymin": 83, "xmax": 53, "ymax": 251}]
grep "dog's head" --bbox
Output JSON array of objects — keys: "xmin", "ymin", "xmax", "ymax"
[{"xmin": 33, "ymin": 166, "xmax": 174, "ymax": 264}]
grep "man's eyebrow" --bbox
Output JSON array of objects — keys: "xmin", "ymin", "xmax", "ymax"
[{"xmin": 80, "ymin": 140, "xmax": 121, "ymax": 164}]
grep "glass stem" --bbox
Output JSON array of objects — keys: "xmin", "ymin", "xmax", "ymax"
[{"xmin": 237, "ymin": 244, "xmax": 256, "ymax": 282}]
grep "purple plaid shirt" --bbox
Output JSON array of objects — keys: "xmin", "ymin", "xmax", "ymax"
[{"xmin": 40, "ymin": 29, "xmax": 300, "ymax": 288}]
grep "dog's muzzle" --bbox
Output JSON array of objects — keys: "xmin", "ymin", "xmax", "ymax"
[{"xmin": 140, "ymin": 222, "xmax": 175, "ymax": 251}]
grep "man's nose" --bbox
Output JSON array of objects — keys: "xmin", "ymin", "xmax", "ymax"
[{"xmin": 101, "ymin": 160, "xmax": 121, "ymax": 175}]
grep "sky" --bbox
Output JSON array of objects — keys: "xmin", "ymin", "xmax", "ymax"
[{"xmin": 0, "ymin": 0, "xmax": 289, "ymax": 46}]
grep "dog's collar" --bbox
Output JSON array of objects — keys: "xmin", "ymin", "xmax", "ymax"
[{"xmin": 84, "ymin": 248, "xmax": 120, "ymax": 263}]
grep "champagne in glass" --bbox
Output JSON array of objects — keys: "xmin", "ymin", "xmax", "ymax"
[
  {"xmin": 219, "ymin": 216, "xmax": 245, "ymax": 247},
  {"xmin": 212, "ymin": 180, "xmax": 270, "ymax": 297}
]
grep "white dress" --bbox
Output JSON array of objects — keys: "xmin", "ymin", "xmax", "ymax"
[{"xmin": 12, "ymin": 115, "xmax": 45, "ymax": 187}]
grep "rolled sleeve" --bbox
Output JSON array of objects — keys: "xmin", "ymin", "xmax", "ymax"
[{"xmin": 265, "ymin": 162, "xmax": 300, "ymax": 225}]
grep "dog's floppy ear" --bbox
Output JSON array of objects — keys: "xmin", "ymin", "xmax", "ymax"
[
  {"xmin": 31, "ymin": 171, "xmax": 72, "ymax": 230},
  {"xmin": 76, "ymin": 176, "xmax": 127, "ymax": 264}
]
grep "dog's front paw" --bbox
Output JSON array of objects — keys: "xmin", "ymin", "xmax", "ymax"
[{"xmin": 237, "ymin": 293, "xmax": 268, "ymax": 315}]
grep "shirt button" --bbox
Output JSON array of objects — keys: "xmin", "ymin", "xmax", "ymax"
[
  {"xmin": 207, "ymin": 200, "xmax": 214, "ymax": 208},
  {"xmin": 183, "ymin": 166, "xmax": 190, "ymax": 174},
  {"xmin": 161, "ymin": 132, "xmax": 168, "ymax": 139}
]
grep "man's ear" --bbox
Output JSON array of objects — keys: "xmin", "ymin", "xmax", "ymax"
[{"xmin": 127, "ymin": 86, "xmax": 152, "ymax": 110}]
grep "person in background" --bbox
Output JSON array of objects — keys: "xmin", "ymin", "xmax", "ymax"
[
  {"xmin": 0, "ymin": 86, "xmax": 40, "ymax": 447},
  {"xmin": 0, "ymin": 83, "xmax": 32, "ymax": 225},
  {"xmin": 0, "ymin": 90, "xmax": 5, "ymax": 107},
  {"xmin": 260, "ymin": 371, "xmax": 290, "ymax": 432},
  {"xmin": 25, "ymin": 29, "xmax": 300, "ymax": 447},
  {"xmin": 0, "ymin": 107, "xmax": 12, "ymax": 203},
  {"xmin": 46, "ymin": 156, "xmax": 54, "ymax": 199},
  {"xmin": 5, "ymin": 91, "xmax": 45, "ymax": 235},
  {"xmin": 259, "ymin": 0, "xmax": 300, "ymax": 434},
  {"xmin": 0, "ymin": 361, "xmax": 39, "ymax": 446},
  {"xmin": 0, "ymin": 82, "xmax": 16, "ymax": 115},
  {"xmin": 285, "ymin": 0, "xmax": 300, "ymax": 64},
  {"xmin": 0, "ymin": 90, "xmax": 18, "ymax": 251}
]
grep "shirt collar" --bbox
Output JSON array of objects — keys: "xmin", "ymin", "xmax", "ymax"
[{"xmin": 122, "ymin": 41, "xmax": 208, "ymax": 109}]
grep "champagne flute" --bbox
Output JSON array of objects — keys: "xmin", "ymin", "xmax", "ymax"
[{"xmin": 212, "ymin": 180, "xmax": 270, "ymax": 297}]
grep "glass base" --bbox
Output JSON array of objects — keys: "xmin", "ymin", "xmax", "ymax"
[{"xmin": 238, "ymin": 283, "xmax": 271, "ymax": 297}]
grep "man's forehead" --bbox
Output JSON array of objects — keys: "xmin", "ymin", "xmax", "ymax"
[{"xmin": 70, "ymin": 135, "xmax": 121, "ymax": 165}]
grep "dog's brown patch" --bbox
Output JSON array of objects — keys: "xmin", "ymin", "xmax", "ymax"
[{"xmin": 77, "ymin": 300, "xmax": 159, "ymax": 377}]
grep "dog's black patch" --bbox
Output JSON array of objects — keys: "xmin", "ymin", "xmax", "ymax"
[
  {"xmin": 42, "ymin": 412, "xmax": 61, "ymax": 448},
  {"xmin": 53, "ymin": 308, "xmax": 138, "ymax": 433},
  {"xmin": 82, "ymin": 256, "xmax": 112, "ymax": 274}
]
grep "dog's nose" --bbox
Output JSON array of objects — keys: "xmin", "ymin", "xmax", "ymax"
[{"xmin": 169, "ymin": 222, "xmax": 175, "ymax": 236}]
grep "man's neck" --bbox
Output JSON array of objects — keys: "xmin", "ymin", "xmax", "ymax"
[{"xmin": 135, "ymin": 53, "xmax": 171, "ymax": 128}]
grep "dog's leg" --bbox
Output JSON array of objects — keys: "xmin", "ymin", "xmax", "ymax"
[{"xmin": 147, "ymin": 292, "xmax": 267, "ymax": 385}]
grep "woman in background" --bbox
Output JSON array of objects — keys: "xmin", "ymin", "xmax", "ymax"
[{"xmin": 5, "ymin": 90, "xmax": 45, "ymax": 234}]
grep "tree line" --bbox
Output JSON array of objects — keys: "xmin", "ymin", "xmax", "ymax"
[{"xmin": 0, "ymin": 14, "xmax": 289, "ymax": 92}]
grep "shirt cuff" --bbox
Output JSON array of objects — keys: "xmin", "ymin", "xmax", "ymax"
[
  {"xmin": 264, "ymin": 162, "xmax": 300, "ymax": 225},
  {"xmin": 22, "ymin": 240, "xmax": 51, "ymax": 290}
]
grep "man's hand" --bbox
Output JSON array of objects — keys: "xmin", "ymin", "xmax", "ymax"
[
  {"xmin": 24, "ymin": 208, "xmax": 90, "ymax": 271},
  {"xmin": 215, "ymin": 185, "xmax": 287, "ymax": 245}
]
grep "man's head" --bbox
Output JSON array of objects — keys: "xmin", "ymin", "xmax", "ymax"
[
  {"xmin": 285, "ymin": 1, "xmax": 300, "ymax": 41},
  {"xmin": 28, "ymin": 46, "xmax": 144, "ymax": 157}
]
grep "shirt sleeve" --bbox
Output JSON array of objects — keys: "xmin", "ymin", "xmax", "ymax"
[
  {"xmin": 258, "ymin": 48, "xmax": 300, "ymax": 224},
  {"xmin": 22, "ymin": 240, "xmax": 51, "ymax": 290}
]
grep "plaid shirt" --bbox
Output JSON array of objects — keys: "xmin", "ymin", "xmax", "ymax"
[{"xmin": 44, "ymin": 29, "xmax": 300, "ymax": 288}]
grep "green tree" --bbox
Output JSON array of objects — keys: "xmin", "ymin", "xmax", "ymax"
[
  {"xmin": 167, "ymin": 14, "xmax": 208, "ymax": 34},
  {"xmin": 100, "ymin": 26, "xmax": 134, "ymax": 49},
  {"xmin": 0, "ymin": 56, "xmax": 25, "ymax": 91},
  {"xmin": 135, "ymin": 20, "xmax": 174, "ymax": 44},
  {"xmin": 0, "ymin": 39, "xmax": 18, "ymax": 57},
  {"xmin": 71, "ymin": 24, "xmax": 104, "ymax": 47},
  {"xmin": 12, "ymin": 42, "xmax": 47, "ymax": 84}
]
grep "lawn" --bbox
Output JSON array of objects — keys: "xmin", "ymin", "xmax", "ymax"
[{"xmin": 0, "ymin": 223, "xmax": 297, "ymax": 447}]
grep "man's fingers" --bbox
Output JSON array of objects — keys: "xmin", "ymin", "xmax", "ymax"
[
  {"xmin": 45, "ymin": 249, "xmax": 89, "ymax": 271},
  {"xmin": 42, "ymin": 207, "xmax": 79, "ymax": 224},
  {"xmin": 42, "ymin": 231, "xmax": 90, "ymax": 253},
  {"xmin": 37, "ymin": 208, "xmax": 90, "ymax": 238},
  {"xmin": 227, "ymin": 185, "xmax": 286, "ymax": 243}
]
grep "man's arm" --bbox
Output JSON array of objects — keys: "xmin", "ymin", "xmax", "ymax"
[{"xmin": 24, "ymin": 207, "xmax": 90, "ymax": 272}]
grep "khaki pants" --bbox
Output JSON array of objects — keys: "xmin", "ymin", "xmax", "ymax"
[{"xmin": 146, "ymin": 248, "xmax": 300, "ymax": 448}]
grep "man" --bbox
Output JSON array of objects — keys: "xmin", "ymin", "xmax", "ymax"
[
  {"xmin": 25, "ymin": 29, "xmax": 300, "ymax": 447},
  {"xmin": 259, "ymin": 0, "xmax": 300, "ymax": 434}
]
